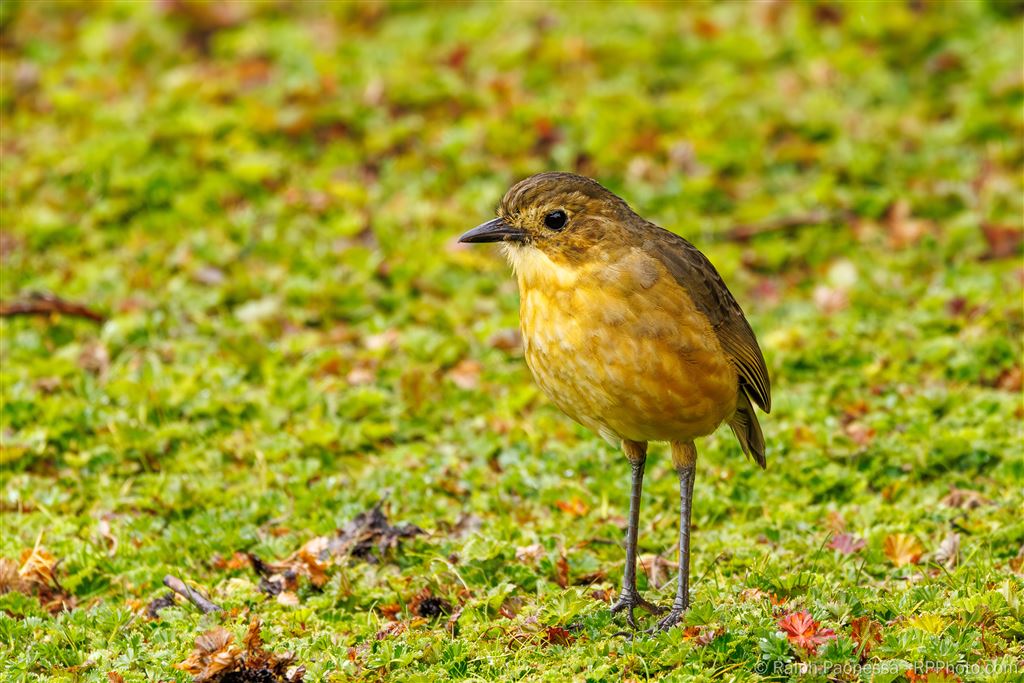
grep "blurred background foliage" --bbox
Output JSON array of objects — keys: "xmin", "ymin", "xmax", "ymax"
[{"xmin": 1, "ymin": 1, "xmax": 1022, "ymax": 681}]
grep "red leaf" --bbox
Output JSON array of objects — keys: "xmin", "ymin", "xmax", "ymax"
[
  {"xmin": 980, "ymin": 222, "xmax": 1023, "ymax": 260},
  {"xmin": 828, "ymin": 533, "xmax": 866, "ymax": 555},
  {"xmin": 778, "ymin": 611, "xmax": 836, "ymax": 654},
  {"xmin": 849, "ymin": 616, "xmax": 883, "ymax": 658},
  {"xmin": 543, "ymin": 626, "xmax": 575, "ymax": 647}
]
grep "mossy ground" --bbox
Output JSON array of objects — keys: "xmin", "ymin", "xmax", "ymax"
[{"xmin": 1, "ymin": 2, "xmax": 1022, "ymax": 681}]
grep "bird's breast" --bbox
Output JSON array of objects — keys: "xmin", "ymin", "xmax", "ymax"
[{"xmin": 511, "ymin": 245, "xmax": 738, "ymax": 443}]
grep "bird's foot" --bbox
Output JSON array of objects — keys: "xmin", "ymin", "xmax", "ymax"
[
  {"xmin": 609, "ymin": 589, "xmax": 665, "ymax": 629},
  {"xmin": 648, "ymin": 605, "xmax": 687, "ymax": 633}
]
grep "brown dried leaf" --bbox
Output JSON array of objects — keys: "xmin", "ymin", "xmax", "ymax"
[
  {"xmin": 940, "ymin": 487, "xmax": 992, "ymax": 510},
  {"xmin": 554, "ymin": 554, "xmax": 570, "ymax": 589},
  {"xmin": 327, "ymin": 501, "xmax": 423, "ymax": 563},
  {"xmin": 933, "ymin": 532, "xmax": 960, "ymax": 570},
  {"xmin": 0, "ymin": 558, "xmax": 27, "ymax": 595},
  {"xmin": 176, "ymin": 627, "xmax": 242, "ymax": 682},
  {"xmin": 849, "ymin": 616, "xmax": 883, "ymax": 657},
  {"xmin": 488, "ymin": 328, "xmax": 522, "ymax": 352},
  {"xmin": 844, "ymin": 421, "xmax": 875, "ymax": 447},
  {"xmin": 980, "ymin": 222, "xmax": 1023, "ymax": 260},
  {"xmin": 5, "ymin": 544, "xmax": 75, "ymax": 613},
  {"xmin": 885, "ymin": 199, "xmax": 934, "ymax": 249},
  {"xmin": 447, "ymin": 359, "xmax": 482, "ymax": 390},
  {"xmin": 515, "ymin": 543, "xmax": 544, "ymax": 564},
  {"xmin": 176, "ymin": 619, "xmax": 303, "ymax": 683},
  {"xmin": 408, "ymin": 587, "xmax": 451, "ymax": 619},
  {"xmin": 1009, "ymin": 545, "xmax": 1024, "ymax": 574},
  {"xmin": 639, "ymin": 554, "xmax": 674, "ymax": 589},
  {"xmin": 78, "ymin": 342, "xmax": 110, "ymax": 377}
]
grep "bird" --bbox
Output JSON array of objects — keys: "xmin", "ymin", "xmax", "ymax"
[{"xmin": 459, "ymin": 172, "xmax": 770, "ymax": 631}]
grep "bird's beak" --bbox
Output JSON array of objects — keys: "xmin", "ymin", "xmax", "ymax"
[{"xmin": 458, "ymin": 218, "xmax": 526, "ymax": 244}]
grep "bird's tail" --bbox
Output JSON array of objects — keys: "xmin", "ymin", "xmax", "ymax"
[{"xmin": 729, "ymin": 389, "xmax": 766, "ymax": 469}]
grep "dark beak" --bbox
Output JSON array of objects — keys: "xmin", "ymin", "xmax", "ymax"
[{"xmin": 458, "ymin": 218, "xmax": 526, "ymax": 244}]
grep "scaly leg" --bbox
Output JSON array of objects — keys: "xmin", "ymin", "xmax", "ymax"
[
  {"xmin": 654, "ymin": 441, "xmax": 698, "ymax": 632},
  {"xmin": 610, "ymin": 440, "xmax": 664, "ymax": 628}
]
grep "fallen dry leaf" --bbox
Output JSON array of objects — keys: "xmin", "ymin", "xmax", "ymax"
[
  {"xmin": 885, "ymin": 199, "xmax": 934, "ymax": 249},
  {"xmin": 940, "ymin": 486, "xmax": 992, "ymax": 510},
  {"xmin": 849, "ymin": 615, "xmax": 883, "ymax": 658},
  {"xmin": 175, "ymin": 618, "xmax": 303, "ymax": 683},
  {"xmin": 1008, "ymin": 544, "xmax": 1024, "ymax": 574},
  {"xmin": 932, "ymin": 532, "xmax": 960, "ymax": 570},
  {"xmin": 639, "ymin": 553, "xmax": 674, "ymax": 589},
  {"xmin": 777, "ymin": 610, "xmax": 836, "ymax": 654},
  {"xmin": 844, "ymin": 421, "xmax": 875, "ymax": 447},
  {"xmin": 555, "ymin": 497, "xmax": 589, "ymax": 517},
  {"xmin": 682, "ymin": 625, "xmax": 722, "ymax": 646},
  {"xmin": 980, "ymin": 222, "xmax": 1023, "ymax": 260},
  {"xmin": 327, "ymin": 501, "xmax": 423, "ymax": 562},
  {"xmin": 995, "ymin": 366, "xmax": 1022, "ymax": 392},
  {"xmin": 554, "ymin": 553, "xmax": 570, "ymax": 589},
  {"xmin": 346, "ymin": 364, "xmax": 376, "ymax": 386},
  {"xmin": 18, "ymin": 545, "xmax": 58, "ymax": 586},
  {"xmin": 883, "ymin": 533, "xmax": 924, "ymax": 568},
  {"xmin": 0, "ymin": 543, "xmax": 74, "ymax": 613},
  {"xmin": 78, "ymin": 341, "xmax": 110, "ymax": 377},
  {"xmin": 515, "ymin": 543, "xmax": 544, "ymax": 564},
  {"xmin": 408, "ymin": 587, "xmax": 452, "ymax": 619},
  {"xmin": 447, "ymin": 359, "xmax": 482, "ymax": 390},
  {"xmin": 488, "ymin": 328, "xmax": 522, "ymax": 352},
  {"xmin": 542, "ymin": 626, "xmax": 576, "ymax": 647},
  {"xmin": 828, "ymin": 533, "xmax": 866, "ymax": 555},
  {"xmin": 813, "ymin": 285, "xmax": 848, "ymax": 314}
]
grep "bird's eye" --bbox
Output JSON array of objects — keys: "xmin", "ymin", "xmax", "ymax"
[{"xmin": 544, "ymin": 210, "xmax": 567, "ymax": 231}]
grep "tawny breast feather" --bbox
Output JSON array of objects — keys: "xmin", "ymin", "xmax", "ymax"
[{"xmin": 513, "ymin": 246, "xmax": 738, "ymax": 444}]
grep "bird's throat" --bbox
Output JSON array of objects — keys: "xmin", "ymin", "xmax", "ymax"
[{"xmin": 502, "ymin": 243, "xmax": 580, "ymax": 290}]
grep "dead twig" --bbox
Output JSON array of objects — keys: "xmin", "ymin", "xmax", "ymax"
[
  {"xmin": 163, "ymin": 575, "xmax": 222, "ymax": 614},
  {"xmin": 719, "ymin": 210, "xmax": 838, "ymax": 243},
  {"xmin": 0, "ymin": 293, "xmax": 105, "ymax": 323}
]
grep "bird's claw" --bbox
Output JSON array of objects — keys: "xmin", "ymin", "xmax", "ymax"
[
  {"xmin": 610, "ymin": 590, "xmax": 665, "ymax": 629},
  {"xmin": 648, "ymin": 606, "xmax": 687, "ymax": 634}
]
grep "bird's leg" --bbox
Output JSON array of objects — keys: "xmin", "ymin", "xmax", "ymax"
[
  {"xmin": 610, "ymin": 440, "xmax": 664, "ymax": 628},
  {"xmin": 654, "ymin": 441, "xmax": 698, "ymax": 632}
]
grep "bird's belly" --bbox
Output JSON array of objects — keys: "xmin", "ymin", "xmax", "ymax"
[{"xmin": 520, "ymin": 280, "xmax": 738, "ymax": 444}]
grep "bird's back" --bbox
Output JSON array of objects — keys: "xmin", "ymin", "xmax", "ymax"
[{"xmin": 631, "ymin": 222, "xmax": 771, "ymax": 466}]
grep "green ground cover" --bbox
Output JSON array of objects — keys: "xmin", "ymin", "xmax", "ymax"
[{"xmin": 1, "ymin": 1, "xmax": 1022, "ymax": 681}]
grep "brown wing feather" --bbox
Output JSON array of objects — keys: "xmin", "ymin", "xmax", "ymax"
[{"xmin": 643, "ymin": 225, "xmax": 772, "ymax": 413}]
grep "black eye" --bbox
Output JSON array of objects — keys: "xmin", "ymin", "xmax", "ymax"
[{"xmin": 544, "ymin": 210, "xmax": 567, "ymax": 231}]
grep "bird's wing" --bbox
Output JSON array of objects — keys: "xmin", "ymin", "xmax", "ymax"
[{"xmin": 647, "ymin": 226, "xmax": 772, "ymax": 413}]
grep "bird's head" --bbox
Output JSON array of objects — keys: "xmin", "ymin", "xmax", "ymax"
[{"xmin": 459, "ymin": 173, "xmax": 632, "ymax": 266}]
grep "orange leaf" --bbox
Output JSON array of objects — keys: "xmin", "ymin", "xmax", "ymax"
[
  {"xmin": 883, "ymin": 534, "xmax": 924, "ymax": 568},
  {"xmin": 777, "ymin": 610, "xmax": 836, "ymax": 654},
  {"xmin": 555, "ymin": 497, "xmax": 589, "ymax": 516},
  {"xmin": 849, "ymin": 616, "xmax": 883, "ymax": 657}
]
